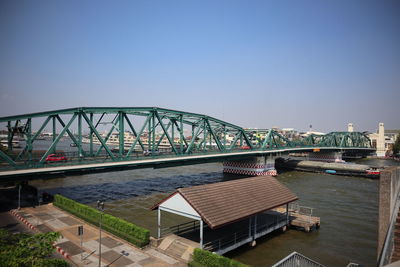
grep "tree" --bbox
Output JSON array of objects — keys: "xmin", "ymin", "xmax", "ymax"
[
  {"xmin": 0, "ymin": 229, "xmax": 68, "ymax": 267},
  {"xmin": 393, "ymin": 133, "xmax": 400, "ymax": 157}
]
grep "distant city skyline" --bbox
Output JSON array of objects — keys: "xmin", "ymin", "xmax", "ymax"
[{"xmin": 1, "ymin": 1, "xmax": 399, "ymax": 133}]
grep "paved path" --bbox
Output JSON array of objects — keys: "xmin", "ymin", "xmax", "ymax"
[
  {"xmin": 0, "ymin": 211, "xmax": 36, "ymax": 235},
  {"xmin": 11, "ymin": 204, "xmax": 186, "ymax": 267}
]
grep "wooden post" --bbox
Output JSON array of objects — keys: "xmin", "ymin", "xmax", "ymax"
[
  {"xmin": 200, "ymin": 220, "xmax": 204, "ymax": 249},
  {"xmin": 286, "ymin": 203, "xmax": 289, "ymax": 225},
  {"xmin": 254, "ymin": 214, "xmax": 257, "ymax": 238},
  {"xmin": 158, "ymin": 209, "xmax": 161, "ymax": 239},
  {"xmin": 248, "ymin": 217, "xmax": 252, "ymax": 237}
]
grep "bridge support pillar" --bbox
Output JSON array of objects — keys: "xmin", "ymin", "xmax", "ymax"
[
  {"xmin": 308, "ymin": 152, "xmax": 343, "ymax": 163},
  {"xmin": 223, "ymin": 156, "xmax": 277, "ymax": 176}
]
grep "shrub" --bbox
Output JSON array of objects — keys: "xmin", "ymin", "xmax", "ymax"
[
  {"xmin": 53, "ymin": 194, "xmax": 149, "ymax": 247},
  {"xmin": 36, "ymin": 258, "xmax": 70, "ymax": 267},
  {"xmin": 188, "ymin": 261, "xmax": 206, "ymax": 267},
  {"xmin": 0, "ymin": 229, "xmax": 67, "ymax": 267},
  {"xmin": 191, "ymin": 248, "xmax": 250, "ymax": 267}
]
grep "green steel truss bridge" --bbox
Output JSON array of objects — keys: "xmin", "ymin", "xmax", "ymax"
[{"xmin": 0, "ymin": 107, "xmax": 374, "ymax": 179}]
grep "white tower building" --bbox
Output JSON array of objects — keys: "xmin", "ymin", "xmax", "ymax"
[
  {"xmin": 377, "ymin": 122, "xmax": 386, "ymax": 157},
  {"xmin": 348, "ymin": 123, "xmax": 354, "ymax": 132}
]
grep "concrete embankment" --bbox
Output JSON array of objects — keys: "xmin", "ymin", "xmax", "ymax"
[{"xmin": 276, "ymin": 158, "xmax": 376, "ymax": 177}]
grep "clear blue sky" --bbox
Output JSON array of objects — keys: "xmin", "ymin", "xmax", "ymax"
[{"xmin": 0, "ymin": 0, "xmax": 399, "ymax": 132}]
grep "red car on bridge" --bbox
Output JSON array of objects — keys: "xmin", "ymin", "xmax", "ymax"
[{"xmin": 45, "ymin": 154, "xmax": 67, "ymax": 162}]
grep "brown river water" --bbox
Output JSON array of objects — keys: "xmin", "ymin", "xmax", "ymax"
[{"xmin": 30, "ymin": 158, "xmax": 400, "ymax": 266}]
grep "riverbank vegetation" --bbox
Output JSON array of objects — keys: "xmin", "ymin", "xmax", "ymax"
[
  {"xmin": 0, "ymin": 229, "xmax": 68, "ymax": 267},
  {"xmin": 393, "ymin": 134, "xmax": 400, "ymax": 157},
  {"xmin": 189, "ymin": 248, "xmax": 250, "ymax": 267}
]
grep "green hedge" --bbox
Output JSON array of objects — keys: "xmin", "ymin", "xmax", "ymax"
[
  {"xmin": 188, "ymin": 261, "xmax": 206, "ymax": 267},
  {"xmin": 191, "ymin": 248, "xmax": 250, "ymax": 267},
  {"xmin": 37, "ymin": 258, "xmax": 70, "ymax": 267},
  {"xmin": 53, "ymin": 194, "xmax": 150, "ymax": 248}
]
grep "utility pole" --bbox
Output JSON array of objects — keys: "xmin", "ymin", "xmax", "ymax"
[{"xmin": 97, "ymin": 200, "xmax": 105, "ymax": 267}]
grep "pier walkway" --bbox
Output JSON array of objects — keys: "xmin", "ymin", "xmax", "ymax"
[{"xmin": 10, "ymin": 204, "xmax": 186, "ymax": 267}]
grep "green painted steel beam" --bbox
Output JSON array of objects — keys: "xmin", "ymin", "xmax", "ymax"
[
  {"xmin": 205, "ymin": 119, "xmax": 224, "ymax": 151},
  {"xmin": 0, "ymin": 107, "xmax": 245, "ymax": 131},
  {"xmin": 94, "ymin": 119, "xmax": 117, "ymax": 157},
  {"xmin": 155, "ymin": 121, "xmax": 172, "ymax": 150},
  {"xmin": 78, "ymin": 113, "xmax": 83, "ymax": 159},
  {"xmin": 126, "ymin": 114, "xmax": 152, "ymax": 158},
  {"xmin": 81, "ymin": 112, "xmax": 116, "ymax": 160},
  {"xmin": 124, "ymin": 113, "xmax": 146, "ymax": 151},
  {"xmin": 16, "ymin": 116, "xmax": 52, "ymax": 161},
  {"xmin": 228, "ymin": 130, "xmax": 243, "ymax": 150},
  {"xmin": 26, "ymin": 118, "xmax": 32, "ymax": 161},
  {"xmin": 55, "ymin": 115, "xmax": 87, "ymax": 157},
  {"xmin": 40, "ymin": 113, "xmax": 78, "ymax": 162},
  {"xmin": 185, "ymin": 124, "xmax": 203, "ymax": 154},
  {"xmin": 172, "ymin": 118, "xmax": 189, "ymax": 151},
  {"xmin": 89, "ymin": 113, "xmax": 94, "ymax": 156},
  {"xmin": 154, "ymin": 111, "xmax": 179, "ymax": 155},
  {"xmin": 0, "ymin": 150, "xmax": 16, "ymax": 167},
  {"xmin": 0, "ymin": 107, "xmax": 80, "ymax": 122},
  {"xmin": 119, "ymin": 111, "xmax": 125, "ymax": 157}
]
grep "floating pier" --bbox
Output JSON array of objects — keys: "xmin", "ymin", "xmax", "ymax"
[
  {"xmin": 275, "ymin": 204, "xmax": 320, "ymax": 232},
  {"xmin": 290, "ymin": 212, "xmax": 320, "ymax": 232}
]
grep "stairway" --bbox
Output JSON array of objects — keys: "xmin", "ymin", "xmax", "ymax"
[{"xmin": 157, "ymin": 234, "xmax": 199, "ymax": 262}]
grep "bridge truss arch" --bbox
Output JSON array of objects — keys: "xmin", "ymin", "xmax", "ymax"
[{"xmin": 0, "ymin": 107, "xmax": 374, "ymax": 171}]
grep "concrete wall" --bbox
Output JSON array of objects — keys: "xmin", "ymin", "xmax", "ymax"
[
  {"xmin": 378, "ymin": 167, "xmax": 400, "ymax": 255},
  {"xmin": 308, "ymin": 152, "xmax": 343, "ymax": 162}
]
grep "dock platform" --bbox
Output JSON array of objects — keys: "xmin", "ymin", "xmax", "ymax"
[
  {"xmin": 290, "ymin": 211, "xmax": 320, "ymax": 232},
  {"xmin": 275, "ymin": 203, "xmax": 320, "ymax": 232}
]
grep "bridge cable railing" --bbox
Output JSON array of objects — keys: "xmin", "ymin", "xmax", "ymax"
[{"xmin": 203, "ymin": 213, "xmax": 287, "ymax": 253}]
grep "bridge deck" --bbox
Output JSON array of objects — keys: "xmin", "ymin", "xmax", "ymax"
[{"xmin": 0, "ymin": 147, "xmax": 374, "ymax": 179}]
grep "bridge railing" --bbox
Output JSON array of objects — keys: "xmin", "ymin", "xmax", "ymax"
[
  {"xmin": 161, "ymin": 220, "xmax": 200, "ymax": 236},
  {"xmin": 272, "ymin": 251, "xmax": 324, "ymax": 267},
  {"xmin": 203, "ymin": 213, "xmax": 287, "ymax": 254},
  {"xmin": 0, "ymin": 144, "xmax": 375, "ymax": 172}
]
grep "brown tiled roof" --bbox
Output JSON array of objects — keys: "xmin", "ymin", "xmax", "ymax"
[{"xmin": 153, "ymin": 176, "xmax": 298, "ymax": 229}]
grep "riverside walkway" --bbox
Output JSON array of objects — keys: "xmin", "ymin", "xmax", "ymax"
[{"xmin": 10, "ymin": 204, "xmax": 186, "ymax": 267}]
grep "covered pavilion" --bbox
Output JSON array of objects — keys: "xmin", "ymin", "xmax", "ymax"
[{"xmin": 151, "ymin": 176, "xmax": 298, "ymax": 254}]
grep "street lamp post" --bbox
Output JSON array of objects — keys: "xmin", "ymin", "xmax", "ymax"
[
  {"xmin": 18, "ymin": 184, "xmax": 21, "ymax": 210},
  {"xmin": 97, "ymin": 200, "xmax": 105, "ymax": 267}
]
